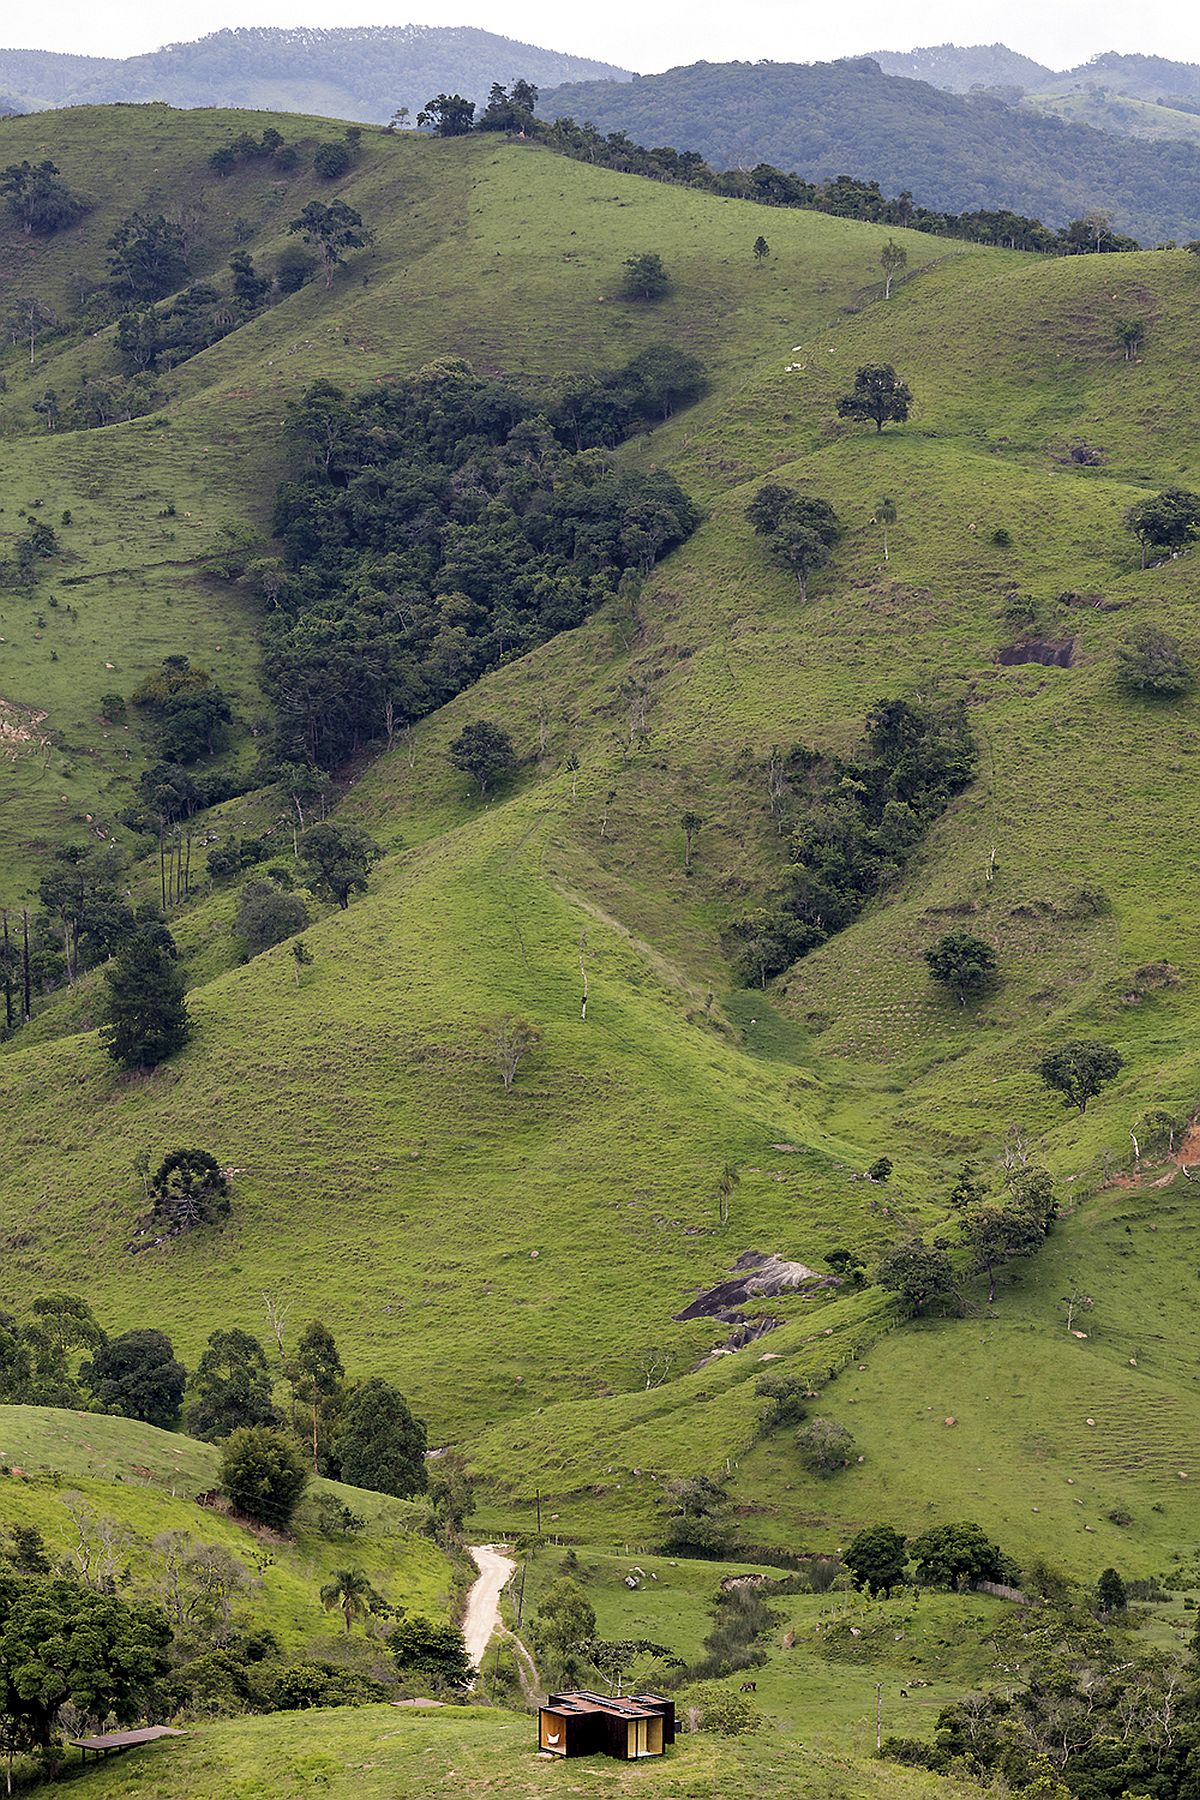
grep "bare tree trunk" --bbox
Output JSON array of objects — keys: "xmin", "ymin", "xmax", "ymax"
[{"xmin": 579, "ymin": 932, "xmax": 589, "ymax": 1022}]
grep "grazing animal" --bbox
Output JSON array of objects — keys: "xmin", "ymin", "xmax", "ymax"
[{"xmin": 740, "ymin": 1680, "xmax": 757, "ymax": 1692}]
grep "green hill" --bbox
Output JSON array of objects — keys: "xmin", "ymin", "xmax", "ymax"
[{"xmin": 2, "ymin": 101, "xmax": 1200, "ymax": 1792}]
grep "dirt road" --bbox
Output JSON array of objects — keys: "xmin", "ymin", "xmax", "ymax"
[{"xmin": 463, "ymin": 1543, "xmax": 516, "ymax": 1671}]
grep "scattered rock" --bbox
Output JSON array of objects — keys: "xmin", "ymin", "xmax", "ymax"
[{"xmin": 944, "ymin": 1416, "xmax": 957, "ymax": 1427}]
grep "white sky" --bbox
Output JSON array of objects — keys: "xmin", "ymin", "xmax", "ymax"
[{"xmin": 7, "ymin": 0, "xmax": 1200, "ymax": 72}]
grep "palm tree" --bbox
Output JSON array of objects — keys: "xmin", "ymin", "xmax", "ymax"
[{"xmin": 320, "ymin": 1566, "xmax": 374, "ymax": 1634}]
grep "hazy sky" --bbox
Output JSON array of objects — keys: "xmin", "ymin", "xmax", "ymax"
[{"xmin": 10, "ymin": 0, "xmax": 1200, "ymax": 71}]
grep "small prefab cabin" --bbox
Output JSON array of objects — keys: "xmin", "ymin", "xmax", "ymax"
[{"xmin": 538, "ymin": 1691, "xmax": 672, "ymax": 1760}]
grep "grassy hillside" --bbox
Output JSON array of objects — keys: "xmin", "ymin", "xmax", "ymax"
[
  {"xmin": 0, "ymin": 1406, "xmax": 453, "ymax": 1656},
  {"xmin": 58, "ymin": 1700, "xmax": 980, "ymax": 1800},
  {"xmin": 2, "ymin": 106, "xmax": 1200, "ymax": 1791},
  {"xmin": 0, "ymin": 107, "xmax": 958, "ymax": 898}
]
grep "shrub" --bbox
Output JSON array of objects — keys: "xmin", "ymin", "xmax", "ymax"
[
  {"xmin": 233, "ymin": 881, "xmax": 310, "ymax": 956},
  {"xmin": 220, "ymin": 1427, "xmax": 308, "ymax": 1529},
  {"xmin": 1116, "ymin": 624, "xmax": 1192, "ymax": 697},
  {"xmin": 686, "ymin": 1687, "xmax": 764, "ymax": 1735},
  {"xmin": 795, "ymin": 1415, "xmax": 856, "ymax": 1475},
  {"xmin": 391, "ymin": 1617, "xmax": 473, "ymax": 1690}
]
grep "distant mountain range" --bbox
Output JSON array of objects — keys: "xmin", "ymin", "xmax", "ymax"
[
  {"xmin": 0, "ymin": 25, "xmax": 632, "ymax": 120},
  {"xmin": 539, "ymin": 56, "xmax": 1200, "ymax": 243}
]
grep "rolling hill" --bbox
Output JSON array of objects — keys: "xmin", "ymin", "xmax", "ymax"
[
  {"xmin": 0, "ymin": 27, "xmax": 632, "ymax": 121},
  {"xmin": 538, "ymin": 58, "xmax": 1200, "ymax": 241},
  {"xmin": 1, "ymin": 99, "xmax": 1200, "ymax": 1793}
]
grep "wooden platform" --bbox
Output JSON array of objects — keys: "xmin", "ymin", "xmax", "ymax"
[{"xmin": 70, "ymin": 1727, "xmax": 184, "ymax": 1761}]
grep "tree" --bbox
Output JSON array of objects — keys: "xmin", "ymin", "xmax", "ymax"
[
  {"xmin": 298, "ymin": 821, "xmax": 381, "ymax": 910},
  {"xmin": 1126, "ymin": 487, "xmax": 1200, "ymax": 567},
  {"xmin": 220, "ymin": 1427, "xmax": 308, "ymax": 1528},
  {"xmin": 880, "ymin": 239, "xmax": 907, "ymax": 298},
  {"xmin": 845, "ymin": 1524, "xmax": 908, "ymax": 1596},
  {"xmin": 416, "ymin": 94, "xmax": 476, "ymax": 135},
  {"xmin": 909, "ymin": 1521, "xmax": 1005, "ymax": 1589},
  {"xmin": 753, "ymin": 235, "xmax": 770, "ymax": 263},
  {"xmin": 488, "ymin": 1014, "xmax": 543, "ymax": 1094},
  {"xmin": 81, "ymin": 1329, "xmax": 186, "ymax": 1427},
  {"xmin": 106, "ymin": 213, "xmax": 189, "ymax": 303},
  {"xmin": 837, "ymin": 363, "xmax": 912, "ymax": 432},
  {"xmin": 924, "ymin": 931, "xmax": 997, "ymax": 1006},
  {"xmin": 717, "ymin": 1161, "xmax": 739, "ymax": 1228},
  {"xmin": 746, "ymin": 489, "xmax": 841, "ymax": 599},
  {"xmin": 1116, "ymin": 624, "xmax": 1192, "ymax": 697},
  {"xmin": 681, "ymin": 811, "xmax": 704, "ymax": 872},
  {"xmin": 621, "ymin": 252, "xmax": 670, "ymax": 301},
  {"xmin": 875, "ymin": 1237, "xmax": 956, "ymax": 1313},
  {"xmin": 5, "ymin": 1527, "xmax": 50, "ymax": 1575},
  {"xmin": 428, "ymin": 1451, "xmax": 475, "ymax": 1541},
  {"xmin": 1038, "ymin": 1040, "xmax": 1123, "ymax": 1114},
  {"xmin": 874, "ymin": 495, "xmax": 897, "ymax": 560},
  {"xmin": 795, "ymin": 1415, "xmax": 856, "ymax": 1476},
  {"xmin": 234, "ymin": 880, "xmax": 311, "ymax": 955},
  {"xmin": 583, "ymin": 1637, "xmax": 672, "ymax": 1697},
  {"xmin": 291, "ymin": 939, "xmax": 314, "ymax": 985},
  {"xmin": 313, "ymin": 138, "xmax": 355, "ymax": 179},
  {"xmin": 1, "ymin": 159, "xmax": 87, "ymax": 235},
  {"xmin": 334, "ymin": 1377, "xmax": 427, "ymax": 1497},
  {"xmin": 450, "ymin": 720, "xmax": 517, "ymax": 797},
  {"xmin": 29, "ymin": 1294, "xmax": 103, "ymax": 1360},
  {"xmin": 391, "ymin": 1616, "xmax": 473, "ymax": 1688},
  {"xmin": 1116, "ymin": 317, "xmax": 1145, "ymax": 361},
  {"xmin": 289, "ymin": 1320, "xmax": 344, "ymax": 1474},
  {"xmin": 1096, "ymin": 1567, "xmax": 1127, "ymax": 1615},
  {"xmin": 960, "ymin": 1192, "xmax": 1051, "ymax": 1304},
  {"xmin": 148, "ymin": 1147, "xmax": 230, "ymax": 1233},
  {"xmin": 320, "ymin": 1567, "xmax": 375, "ymax": 1634},
  {"xmin": 532, "ymin": 1577, "xmax": 597, "ymax": 1683},
  {"xmin": 287, "ymin": 200, "xmax": 371, "ymax": 288},
  {"xmin": 0, "ymin": 1574, "xmax": 170, "ymax": 1783},
  {"xmin": 100, "ymin": 929, "xmax": 191, "ymax": 1071},
  {"xmin": 187, "ymin": 1329, "xmax": 277, "ymax": 1441}
]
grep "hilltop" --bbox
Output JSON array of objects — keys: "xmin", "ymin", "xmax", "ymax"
[
  {"xmin": 0, "ymin": 26, "xmax": 632, "ymax": 120},
  {"xmin": 1, "ymin": 99, "xmax": 1200, "ymax": 1793}
]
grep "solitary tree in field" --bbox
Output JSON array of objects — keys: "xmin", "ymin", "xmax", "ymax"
[
  {"xmin": 1038, "ymin": 1040, "xmax": 1123, "ymax": 1114},
  {"xmin": 488, "ymin": 1014, "xmax": 543, "ymax": 1093},
  {"xmin": 681, "ymin": 810, "xmax": 704, "ymax": 871},
  {"xmin": 753, "ymin": 235, "xmax": 770, "ymax": 264},
  {"xmin": 449, "ymin": 719, "xmax": 516, "ymax": 797},
  {"xmin": 1126, "ymin": 487, "xmax": 1200, "ymax": 567},
  {"xmin": 717, "ymin": 1161, "xmax": 739, "ymax": 1227},
  {"xmin": 795, "ymin": 1415, "xmax": 856, "ymax": 1476},
  {"xmin": 298, "ymin": 821, "xmax": 381, "ymax": 909},
  {"xmin": 1116, "ymin": 317, "xmax": 1145, "ymax": 361},
  {"xmin": 291, "ymin": 937, "xmax": 314, "ymax": 984},
  {"xmin": 880, "ymin": 238, "xmax": 907, "ymax": 298},
  {"xmin": 288, "ymin": 200, "xmax": 372, "ymax": 288},
  {"xmin": 837, "ymin": 363, "xmax": 912, "ymax": 432},
  {"xmin": 746, "ymin": 485, "xmax": 841, "ymax": 599},
  {"xmin": 874, "ymin": 495, "xmax": 897, "ymax": 560},
  {"xmin": 620, "ymin": 252, "xmax": 670, "ymax": 301},
  {"xmin": 924, "ymin": 931, "xmax": 997, "ymax": 1006}
]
